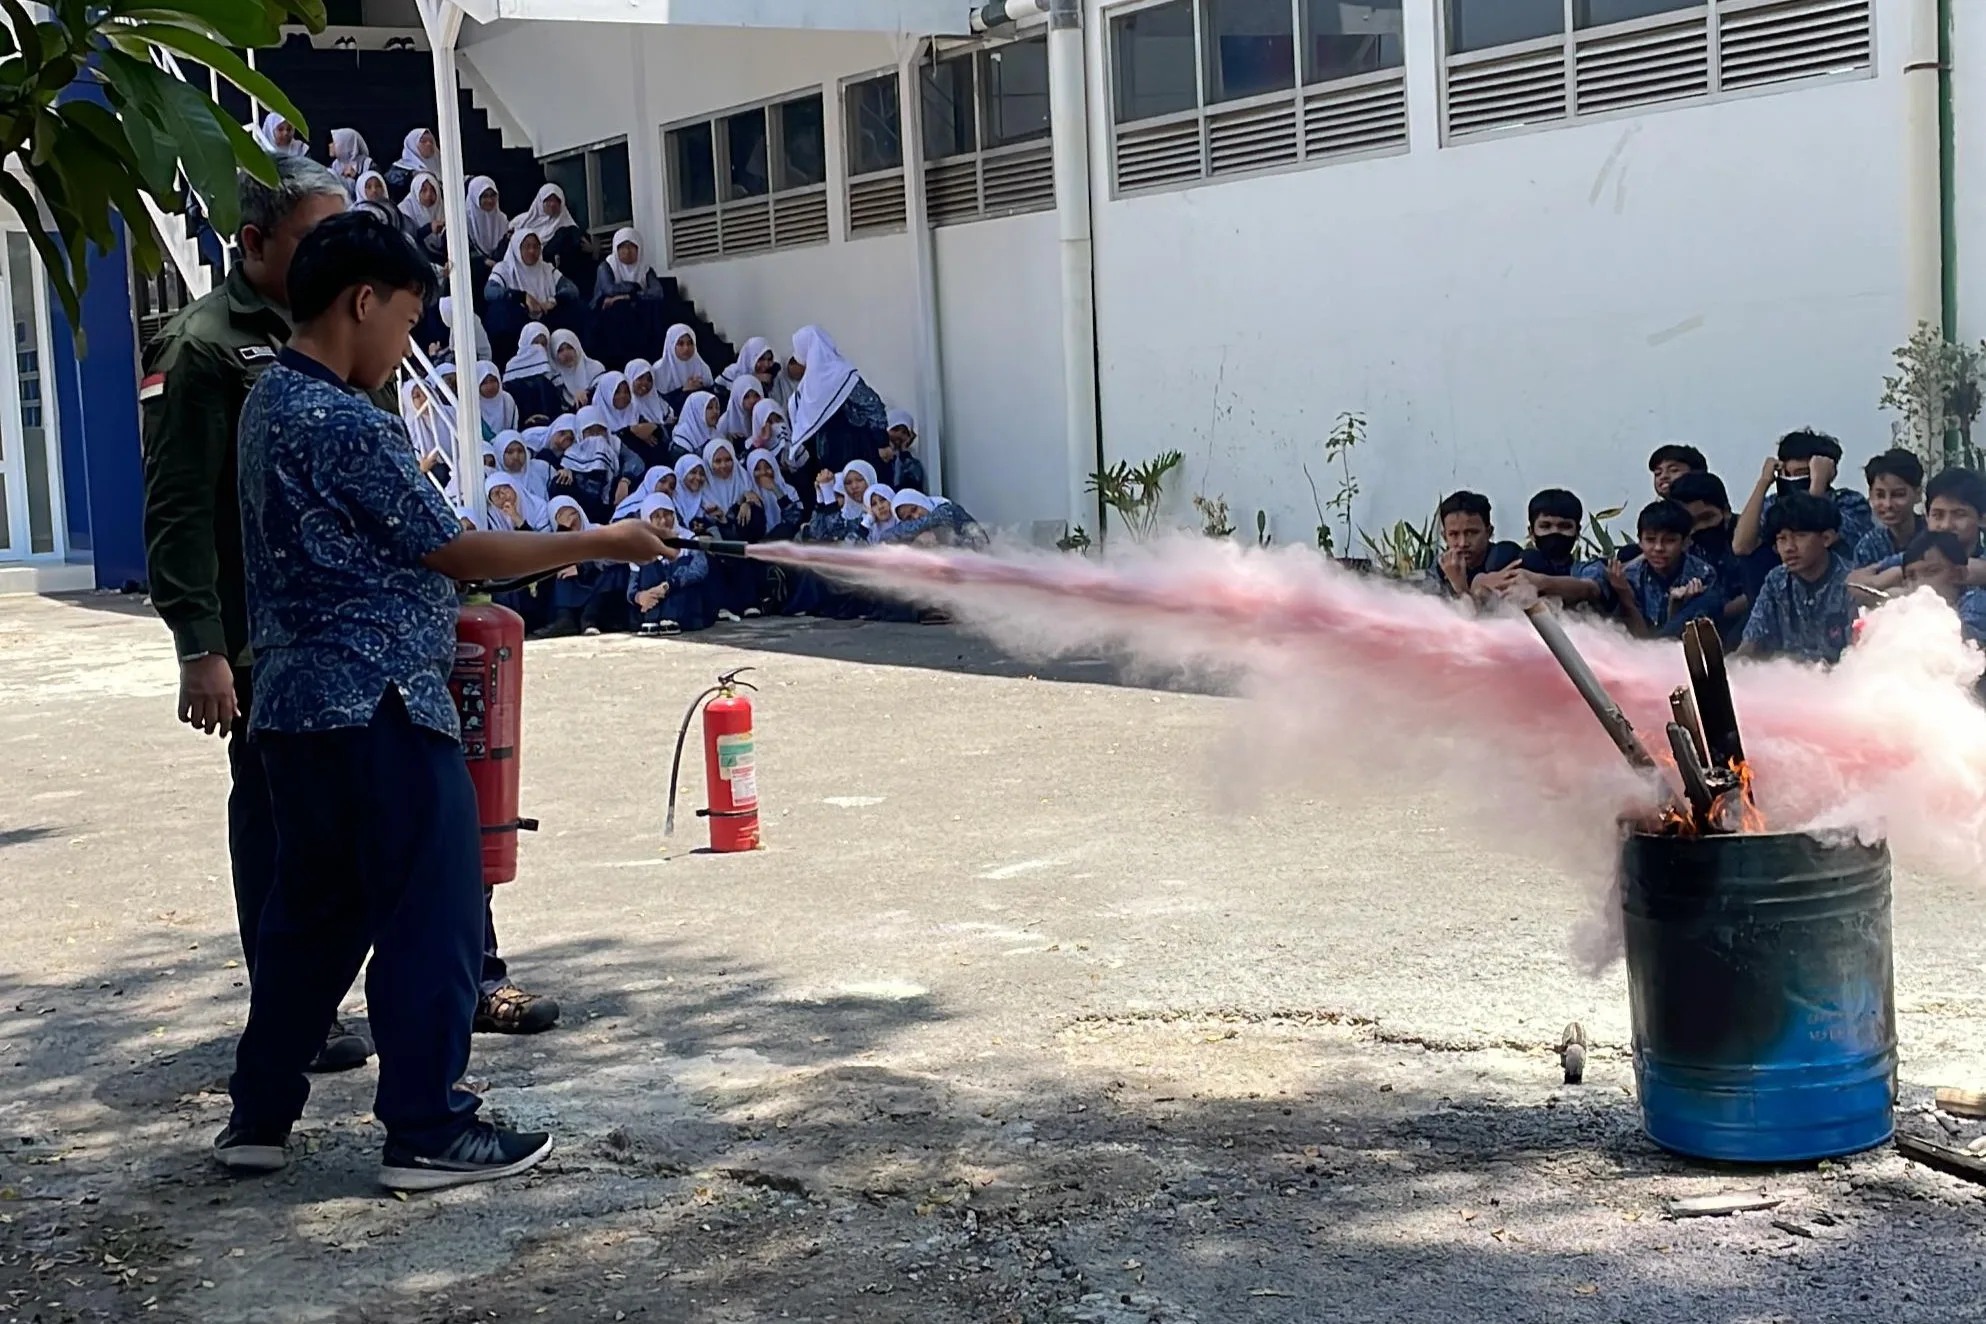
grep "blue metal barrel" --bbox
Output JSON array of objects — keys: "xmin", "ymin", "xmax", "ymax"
[{"xmin": 1619, "ymin": 830, "xmax": 1896, "ymax": 1162}]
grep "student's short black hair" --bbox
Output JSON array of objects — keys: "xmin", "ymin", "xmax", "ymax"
[
  {"xmin": 287, "ymin": 210, "xmax": 439, "ymax": 325},
  {"xmin": 1648, "ymin": 444, "xmax": 1708, "ymax": 474},
  {"xmin": 1777, "ymin": 428, "xmax": 1844, "ymax": 465},
  {"xmin": 1437, "ymin": 491, "xmax": 1492, "ymax": 525},
  {"xmin": 1926, "ymin": 466, "xmax": 1986, "ymax": 515},
  {"xmin": 1765, "ymin": 491, "xmax": 1842, "ymax": 537},
  {"xmin": 1527, "ymin": 488, "xmax": 1582, "ymax": 526},
  {"xmin": 1637, "ymin": 500, "xmax": 1694, "ymax": 539},
  {"xmin": 1902, "ymin": 529, "xmax": 1969, "ymax": 568},
  {"xmin": 1666, "ymin": 471, "xmax": 1730, "ymax": 512},
  {"xmin": 1863, "ymin": 448, "xmax": 1925, "ymax": 490}
]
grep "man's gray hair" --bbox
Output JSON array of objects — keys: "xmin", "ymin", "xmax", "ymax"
[{"xmin": 237, "ymin": 154, "xmax": 348, "ymax": 235}]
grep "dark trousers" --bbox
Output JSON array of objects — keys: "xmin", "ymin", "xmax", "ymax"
[
  {"xmin": 230, "ymin": 691, "xmax": 483, "ymax": 1154},
  {"xmin": 229, "ymin": 668, "xmax": 509, "ymax": 989}
]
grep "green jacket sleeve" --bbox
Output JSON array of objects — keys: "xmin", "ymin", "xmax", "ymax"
[{"xmin": 141, "ymin": 337, "xmax": 233, "ymax": 661}]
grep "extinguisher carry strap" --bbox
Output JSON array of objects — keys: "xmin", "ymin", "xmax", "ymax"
[
  {"xmin": 696, "ymin": 808, "xmax": 758, "ymax": 820},
  {"xmin": 479, "ymin": 817, "xmax": 540, "ymax": 836}
]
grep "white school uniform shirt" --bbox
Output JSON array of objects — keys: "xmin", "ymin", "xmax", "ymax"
[
  {"xmin": 789, "ymin": 325, "xmax": 862, "ymax": 448},
  {"xmin": 654, "ymin": 324, "xmax": 712, "ymax": 395},
  {"xmin": 395, "ymin": 128, "xmax": 437, "ymax": 174},
  {"xmin": 550, "ymin": 330, "xmax": 606, "ymax": 403},
  {"xmin": 465, "ymin": 176, "xmax": 509, "ymax": 257},
  {"xmin": 511, "ymin": 183, "xmax": 578, "ymax": 244}
]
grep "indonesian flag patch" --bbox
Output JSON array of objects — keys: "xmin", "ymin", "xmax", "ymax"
[{"xmin": 139, "ymin": 373, "xmax": 165, "ymax": 403}]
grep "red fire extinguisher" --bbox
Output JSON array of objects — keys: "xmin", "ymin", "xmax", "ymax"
[
  {"xmin": 666, "ymin": 667, "xmax": 761, "ymax": 852},
  {"xmin": 450, "ymin": 603, "xmax": 539, "ymax": 884}
]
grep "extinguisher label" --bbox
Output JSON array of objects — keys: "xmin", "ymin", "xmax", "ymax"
[{"xmin": 715, "ymin": 731, "xmax": 757, "ymax": 806}]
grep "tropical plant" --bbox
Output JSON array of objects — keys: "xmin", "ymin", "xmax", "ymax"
[
  {"xmin": 1576, "ymin": 504, "xmax": 1628, "ymax": 560},
  {"xmin": 1191, "ymin": 492, "xmax": 1234, "ymax": 539},
  {"xmin": 1360, "ymin": 512, "xmax": 1440, "ymax": 579},
  {"xmin": 1087, "ymin": 450, "xmax": 1184, "ymax": 543},
  {"xmin": 0, "ymin": 0, "xmax": 326, "ymax": 339},
  {"xmin": 1305, "ymin": 411, "xmax": 1364, "ymax": 555},
  {"xmin": 1882, "ymin": 322, "xmax": 1986, "ymax": 470},
  {"xmin": 1056, "ymin": 524, "xmax": 1092, "ymax": 553}
]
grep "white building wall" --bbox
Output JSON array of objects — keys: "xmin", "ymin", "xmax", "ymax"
[
  {"xmin": 1953, "ymin": 2, "xmax": 1986, "ymax": 347},
  {"xmin": 1086, "ymin": 0, "xmax": 1918, "ymax": 546}
]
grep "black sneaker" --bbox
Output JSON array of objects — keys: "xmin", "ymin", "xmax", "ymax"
[
  {"xmin": 213, "ymin": 1124, "xmax": 290, "ymax": 1174},
  {"xmin": 475, "ymin": 983, "xmax": 561, "ymax": 1034},
  {"xmin": 306, "ymin": 1019, "xmax": 372, "ymax": 1074},
  {"xmin": 378, "ymin": 1122, "xmax": 554, "ymax": 1192}
]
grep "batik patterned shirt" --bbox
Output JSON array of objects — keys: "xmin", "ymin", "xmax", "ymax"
[
  {"xmin": 1741, "ymin": 559, "xmax": 1855, "ymax": 664},
  {"xmin": 1761, "ymin": 487, "xmax": 1876, "ymax": 557},
  {"xmin": 1853, "ymin": 519, "xmax": 1923, "ymax": 569},
  {"xmin": 238, "ymin": 349, "xmax": 463, "ymax": 738},
  {"xmin": 1580, "ymin": 552, "xmax": 1723, "ymax": 638}
]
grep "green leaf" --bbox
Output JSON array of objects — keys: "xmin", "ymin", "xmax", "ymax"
[
  {"xmin": 120, "ymin": 21, "xmax": 308, "ymax": 134},
  {"xmin": 109, "ymin": 1, "xmax": 282, "ymax": 47},
  {"xmin": 203, "ymin": 99, "xmax": 276, "ymax": 185},
  {"xmin": 0, "ymin": 0, "xmax": 45, "ymax": 72},
  {"xmin": 0, "ymin": 167, "xmax": 82, "ymax": 339},
  {"xmin": 95, "ymin": 51, "xmax": 184, "ymax": 197},
  {"xmin": 150, "ymin": 64, "xmax": 244, "ymax": 233}
]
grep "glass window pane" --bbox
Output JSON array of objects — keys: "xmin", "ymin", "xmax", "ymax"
[
  {"xmin": 982, "ymin": 38, "xmax": 1051, "ymax": 148},
  {"xmin": 1203, "ymin": 0, "xmax": 1295, "ymax": 104},
  {"xmin": 1575, "ymin": 0, "xmax": 1697, "ymax": 26},
  {"xmin": 1111, "ymin": 0, "xmax": 1198, "ymax": 123},
  {"xmin": 9, "ymin": 233, "xmax": 52, "ymax": 555},
  {"xmin": 777, "ymin": 95, "xmax": 827, "ymax": 190},
  {"xmin": 670, "ymin": 122, "xmax": 717, "ymax": 210},
  {"xmin": 723, "ymin": 107, "xmax": 770, "ymax": 200},
  {"xmin": 1305, "ymin": 0, "xmax": 1404, "ymax": 83},
  {"xmin": 595, "ymin": 141, "xmax": 632, "ymax": 226},
  {"xmin": 845, "ymin": 73, "xmax": 903, "ymax": 176},
  {"xmin": 545, "ymin": 154, "xmax": 589, "ymax": 231},
  {"xmin": 1446, "ymin": 0, "xmax": 1564, "ymax": 53},
  {"xmin": 921, "ymin": 53, "xmax": 976, "ymax": 160}
]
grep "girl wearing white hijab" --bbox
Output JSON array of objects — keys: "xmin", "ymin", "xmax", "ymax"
[
  {"xmin": 836, "ymin": 459, "xmax": 879, "ymax": 521},
  {"xmin": 464, "ymin": 176, "xmax": 509, "ymax": 260},
  {"xmin": 654, "ymin": 324, "xmax": 712, "ymax": 398},
  {"xmin": 504, "ymin": 322, "xmax": 553, "ymax": 381},
  {"xmin": 400, "ymin": 379, "xmax": 449, "ymax": 457},
  {"xmin": 398, "ymin": 172, "xmax": 443, "ymax": 235},
  {"xmin": 628, "ymin": 496, "xmax": 714, "ymax": 636},
  {"xmin": 253, "ymin": 112, "xmax": 307, "ymax": 158},
  {"xmin": 612, "ymin": 465, "xmax": 677, "ymax": 521},
  {"xmin": 485, "ymin": 476, "xmax": 545, "ymax": 532},
  {"xmin": 717, "ymin": 375, "xmax": 764, "ymax": 443},
  {"xmin": 357, "ymin": 169, "xmax": 390, "ymax": 206},
  {"xmin": 863, "ymin": 484, "xmax": 901, "ymax": 543},
  {"xmin": 593, "ymin": 370, "xmax": 639, "ymax": 433},
  {"xmin": 549, "ymin": 330, "xmax": 606, "ymax": 408},
  {"xmin": 328, "ymin": 128, "xmax": 370, "ymax": 190},
  {"xmin": 625, "ymin": 359, "xmax": 675, "ymax": 430},
  {"xmin": 394, "ymin": 127, "xmax": 438, "ymax": 176},
  {"xmin": 494, "ymin": 430, "xmax": 555, "ymax": 507},
  {"xmin": 701, "ymin": 439, "xmax": 753, "ymax": 514},
  {"xmin": 593, "ymin": 227, "xmax": 660, "ymax": 307},
  {"xmin": 434, "ymin": 295, "xmax": 491, "ymax": 364},
  {"xmin": 511, "ymin": 183, "xmax": 579, "ymax": 245},
  {"xmin": 532, "ymin": 495, "xmax": 623, "ymax": 639},
  {"xmin": 750, "ymin": 398, "xmax": 793, "ymax": 462},
  {"xmin": 488, "ymin": 231, "xmax": 564, "ymax": 320},
  {"xmin": 789, "ymin": 325, "xmax": 890, "ymax": 476},
  {"xmin": 722, "ymin": 336, "xmax": 777, "ymax": 396},
  {"xmin": 741, "ymin": 449, "xmax": 803, "ymax": 552},
  {"xmin": 475, "ymin": 361, "xmax": 518, "ymax": 436},
  {"xmin": 671, "ymin": 390, "xmax": 720, "ymax": 460},
  {"xmin": 672, "ymin": 453, "xmax": 717, "ymax": 530}
]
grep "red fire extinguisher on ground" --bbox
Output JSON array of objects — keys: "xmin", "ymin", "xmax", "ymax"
[
  {"xmin": 666, "ymin": 667, "xmax": 761, "ymax": 852},
  {"xmin": 451, "ymin": 603, "xmax": 539, "ymax": 884}
]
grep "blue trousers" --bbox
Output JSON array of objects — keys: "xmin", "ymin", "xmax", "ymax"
[{"xmin": 230, "ymin": 691, "xmax": 484, "ymax": 1155}]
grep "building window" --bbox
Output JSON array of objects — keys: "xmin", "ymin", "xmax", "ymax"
[
  {"xmin": 665, "ymin": 90, "xmax": 832, "ymax": 265},
  {"xmin": 919, "ymin": 36, "xmax": 1058, "ymax": 227},
  {"xmin": 539, "ymin": 138, "xmax": 634, "ymax": 245},
  {"xmin": 843, "ymin": 71, "xmax": 907, "ymax": 238},
  {"xmin": 1440, "ymin": 0, "xmax": 1875, "ymax": 144},
  {"xmin": 1107, "ymin": 0, "xmax": 1409, "ymax": 198}
]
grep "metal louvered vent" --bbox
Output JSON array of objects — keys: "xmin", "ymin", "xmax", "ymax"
[
  {"xmin": 925, "ymin": 157, "xmax": 980, "ymax": 226},
  {"xmin": 1576, "ymin": 14, "xmax": 1709, "ymax": 115},
  {"xmin": 1718, "ymin": 0, "xmax": 1871, "ymax": 91},
  {"xmin": 668, "ymin": 210, "xmax": 721, "ymax": 264},
  {"xmin": 1303, "ymin": 73, "xmax": 1408, "ymax": 160},
  {"xmin": 981, "ymin": 143, "xmax": 1056, "ymax": 216},
  {"xmin": 719, "ymin": 198, "xmax": 773, "ymax": 254},
  {"xmin": 847, "ymin": 171, "xmax": 907, "ymax": 236},
  {"xmin": 1114, "ymin": 114, "xmax": 1203, "ymax": 194},
  {"xmin": 1446, "ymin": 44, "xmax": 1567, "ymax": 138},
  {"xmin": 1207, "ymin": 100, "xmax": 1299, "ymax": 177},
  {"xmin": 772, "ymin": 190, "xmax": 830, "ymax": 248}
]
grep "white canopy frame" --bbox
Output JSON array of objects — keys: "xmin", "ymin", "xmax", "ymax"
[{"xmin": 411, "ymin": 0, "xmax": 1099, "ymax": 533}]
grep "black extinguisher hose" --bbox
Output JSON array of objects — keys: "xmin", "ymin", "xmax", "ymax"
[{"xmin": 664, "ymin": 667, "xmax": 759, "ymax": 837}]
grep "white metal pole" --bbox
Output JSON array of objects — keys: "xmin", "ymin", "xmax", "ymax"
[
  {"xmin": 423, "ymin": 0, "xmax": 486, "ymax": 517},
  {"xmin": 1047, "ymin": 0, "xmax": 1099, "ymax": 535},
  {"xmin": 897, "ymin": 38, "xmax": 948, "ymax": 501},
  {"xmin": 1903, "ymin": 0, "xmax": 1944, "ymax": 333}
]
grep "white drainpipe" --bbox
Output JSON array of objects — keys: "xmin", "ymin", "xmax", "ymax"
[
  {"xmin": 420, "ymin": 0, "xmax": 486, "ymax": 516},
  {"xmin": 1046, "ymin": 0, "xmax": 1100, "ymax": 536},
  {"xmin": 898, "ymin": 36, "xmax": 949, "ymax": 501},
  {"xmin": 1903, "ymin": 0, "xmax": 1943, "ymax": 332}
]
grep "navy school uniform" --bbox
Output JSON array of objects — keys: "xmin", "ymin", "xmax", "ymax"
[
  {"xmin": 1421, "ymin": 541, "xmax": 1522, "ymax": 599},
  {"xmin": 1740, "ymin": 558, "xmax": 1855, "ymax": 664},
  {"xmin": 629, "ymin": 548, "xmax": 713, "ymax": 630}
]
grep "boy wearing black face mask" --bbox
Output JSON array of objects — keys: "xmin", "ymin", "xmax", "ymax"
[
  {"xmin": 1733, "ymin": 428, "xmax": 1876, "ymax": 564},
  {"xmin": 1476, "ymin": 488, "xmax": 1605, "ymax": 606},
  {"xmin": 1668, "ymin": 471, "xmax": 1752, "ymax": 645}
]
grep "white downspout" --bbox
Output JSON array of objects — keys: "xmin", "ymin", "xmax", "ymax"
[
  {"xmin": 423, "ymin": 0, "xmax": 486, "ymax": 517},
  {"xmin": 1046, "ymin": 0, "xmax": 1099, "ymax": 535},
  {"xmin": 1904, "ymin": 0, "xmax": 1944, "ymax": 333},
  {"xmin": 897, "ymin": 37, "xmax": 948, "ymax": 501}
]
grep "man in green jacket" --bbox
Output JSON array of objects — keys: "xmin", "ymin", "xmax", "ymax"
[{"xmin": 142, "ymin": 159, "xmax": 560, "ymax": 1066}]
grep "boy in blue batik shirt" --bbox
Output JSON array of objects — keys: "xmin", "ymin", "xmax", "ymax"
[
  {"xmin": 1853, "ymin": 448, "xmax": 1926, "ymax": 568},
  {"xmin": 1850, "ymin": 465, "xmax": 1986, "ymax": 595},
  {"xmin": 1737, "ymin": 492, "xmax": 1855, "ymax": 664},
  {"xmin": 1583, "ymin": 500, "xmax": 1723, "ymax": 639},
  {"xmin": 1667, "ymin": 471, "xmax": 1752, "ymax": 645},
  {"xmin": 227, "ymin": 212, "xmax": 667, "ymax": 1193},
  {"xmin": 1424, "ymin": 490, "xmax": 1522, "ymax": 605},
  {"xmin": 1733, "ymin": 428, "xmax": 1876, "ymax": 567}
]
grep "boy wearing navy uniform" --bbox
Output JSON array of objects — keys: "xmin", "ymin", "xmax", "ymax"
[
  {"xmin": 1425, "ymin": 491, "xmax": 1521, "ymax": 604},
  {"xmin": 1733, "ymin": 428, "xmax": 1876, "ymax": 565},
  {"xmin": 222, "ymin": 213, "xmax": 667, "ymax": 1191},
  {"xmin": 1850, "ymin": 466, "xmax": 1986, "ymax": 595},
  {"xmin": 1737, "ymin": 492, "xmax": 1855, "ymax": 664},
  {"xmin": 1585, "ymin": 500, "xmax": 1724, "ymax": 639},
  {"xmin": 1666, "ymin": 471, "xmax": 1752, "ymax": 645},
  {"xmin": 1853, "ymin": 449, "xmax": 1926, "ymax": 568}
]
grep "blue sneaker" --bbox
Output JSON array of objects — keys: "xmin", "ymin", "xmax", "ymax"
[{"xmin": 378, "ymin": 1122, "xmax": 554, "ymax": 1192}]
